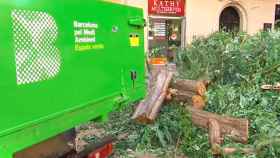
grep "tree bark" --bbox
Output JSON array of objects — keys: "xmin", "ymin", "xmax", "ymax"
[
  {"xmin": 132, "ymin": 70, "xmax": 167, "ymax": 123},
  {"xmin": 261, "ymin": 84, "xmax": 280, "ymax": 91},
  {"xmin": 222, "ymin": 147, "xmax": 254, "ymax": 155},
  {"xmin": 147, "ymin": 72, "xmax": 174, "ymax": 121},
  {"xmin": 132, "ymin": 70, "xmax": 174, "ymax": 123},
  {"xmin": 186, "ymin": 107, "xmax": 249, "ymax": 144},
  {"xmin": 202, "ymin": 80, "xmax": 211, "ymax": 89},
  {"xmin": 211, "ymin": 145, "xmax": 255, "ymax": 156},
  {"xmin": 208, "ymin": 119, "xmax": 222, "ymax": 146},
  {"xmin": 171, "ymin": 79, "xmax": 206, "ymax": 96}
]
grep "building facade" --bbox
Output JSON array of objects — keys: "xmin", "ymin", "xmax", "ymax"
[{"xmin": 109, "ymin": 0, "xmax": 280, "ymax": 56}]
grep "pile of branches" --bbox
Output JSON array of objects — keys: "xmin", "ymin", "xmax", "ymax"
[
  {"xmin": 95, "ymin": 104, "xmax": 192, "ymax": 158},
  {"xmin": 177, "ymin": 31, "xmax": 280, "ymax": 85},
  {"xmin": 177, "ymin": 31, "xmax": 280, "ymax": 157},
  {"xmin": 85, "ymin": 31, "xmax": 280, "ymax": 158}
]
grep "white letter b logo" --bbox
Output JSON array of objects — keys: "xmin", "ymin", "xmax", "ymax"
[{"xmin": 12, "ymin": 10, "xmax": 61, "ymax": 85}]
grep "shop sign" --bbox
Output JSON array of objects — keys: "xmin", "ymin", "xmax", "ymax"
[{"xmin": 148, "ymin": 0, "xmax": 185, "ymax": 16}]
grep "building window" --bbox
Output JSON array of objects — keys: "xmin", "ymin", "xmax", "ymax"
[
  {"xmin": 219, "ymin": 7, "xmax": 240, "ymax": 32},
  {"xmin": 264, "ymin": 23, "xmax": 272, "ymax": 31}
]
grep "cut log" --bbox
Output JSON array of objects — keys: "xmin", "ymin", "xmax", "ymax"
[
  {"xmin": 222, "ymin": 147, "xmax": 254, "ymax": 155},
  {"xmin": 261, "ymin": 83, "xmax": 280, "ymax": 91},
  {"xmin": 274, "ymin": 83, "xmax": 280, "ymax": 90},
  {"xmin": 172, "ymin": 90, "xmax": 205, "ymax": 110},
  {"xmin": 166, "ymin": 88, "xmax": 177, "ymax": 101},
  {"xmin": 208, "ymin": 119, "xmax": 222, "ymax": 146},
  {"xmin": 171, "ymin": 79, "xmax": 206, "ymax": 96},
  {"xmin": 202, "ymin": 80, "xmax": 211, "ymax": 89},
  {"xmin": 132, "ymin": 70, "xmax": 174, "ymax": 123},
  {"xmin": 132, "ymin": 70, "xmax": 168, "ymax": 123},
  {"xmin": 212, "ymin": 145, "xmax": 254, "ymax": 156},
  {"xmin": 147, "ymin": 72, "xmax": 174, "ymax": 121},
  {"xmin": 186, "ymin": 107, "xmax": 249, "ymax": 144},
  {"xmin": 208, "ymin": 119, "xmax": 223, "ymax": 155},
  {"xmin": 261, "ymin": 84, "xmax": 273, "ymax": 90}
]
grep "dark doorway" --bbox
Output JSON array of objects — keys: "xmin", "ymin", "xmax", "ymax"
[
  {"xmin": 219, "ymin": 7, "xmax": 240, "ymax": 32},
  {"xmin": 275, "ymin": 5, "xmax": 280, "ymax": 28}
]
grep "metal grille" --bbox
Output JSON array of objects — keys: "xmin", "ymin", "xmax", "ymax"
[{"xmin": 12, "ymin": 10, "xmax": 61, "ymax": 85}]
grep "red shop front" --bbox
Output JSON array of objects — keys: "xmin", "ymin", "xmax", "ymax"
[{"xmin": 148, "ymin": 0, "xmax": 186, "ymax": 64}]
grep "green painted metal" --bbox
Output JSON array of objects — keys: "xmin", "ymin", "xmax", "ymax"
[{"xmin": 0, "ymin": 0, "xmax": 146, "ymax": 157}]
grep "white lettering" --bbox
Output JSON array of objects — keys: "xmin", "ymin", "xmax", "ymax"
[
  {"xmin": 170, "ymin": 1, "xmax": 175, "ymax": 7},
  {"xmin": 74, "ymin": 21, "xmax": 98, "ymax": 29},
  {"xmin": 83, "ymin": 29, "xmax": 95, "ymax": 35}
]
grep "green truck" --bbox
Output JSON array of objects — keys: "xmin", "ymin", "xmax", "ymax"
[{"xmin": 0, "ymin": 0, "xmax": 146, "ymax": 157}]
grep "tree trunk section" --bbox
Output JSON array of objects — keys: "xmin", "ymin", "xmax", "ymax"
[
  {"xmin": 208, "ymin": 119, "xmax": 222, "ymax": 146},
  {"xmin": 223, "ymin": 147, "xmax": 254, "ymax": 155},
  {"xmin": 132, "ymin": 70, "xmax": 174, "ymax": 123},
  {"xmin": 208, "ymin": 119, "xmax": 222, "ymax": 155},
  {"xmin": 171, "ymin": 79, "xmax": 206, "ymax": 96},
  {"xmin": 186, "ymin": 107, "xmax": 249, "ymax": 144},
  {"xmin": 173, "ymin": 90, "xmax": 205, "ymax": 110},
  {"xmin": 202, "ymin": 80, "xmax": 211, "ymax": 89},
  {"xmin": 147, "ymin": 72, "xmax": 174, "ymax": 121}
]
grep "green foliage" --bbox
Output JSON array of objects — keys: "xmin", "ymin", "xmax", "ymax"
[
  {"xmin": 177, "ymin": 31, "xmax": 280, "ymax": 85},
  {"xmin": 177, "ymin": 31, "xmax": 280, "ymax": 158},
  {"xmin": 205, "ymin": 85, "xmax": 280, "ymax": 158},
  {"xmin": 150, "ymin": 47, "xmax": 166, "ymax": 58},
  {"xmin": 96, "ymin": 104, "xmax": 196, "ymax": 157},
  {"xmin": 90, "ymin": 31, "xmax": 280, "ymax": 158}
]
